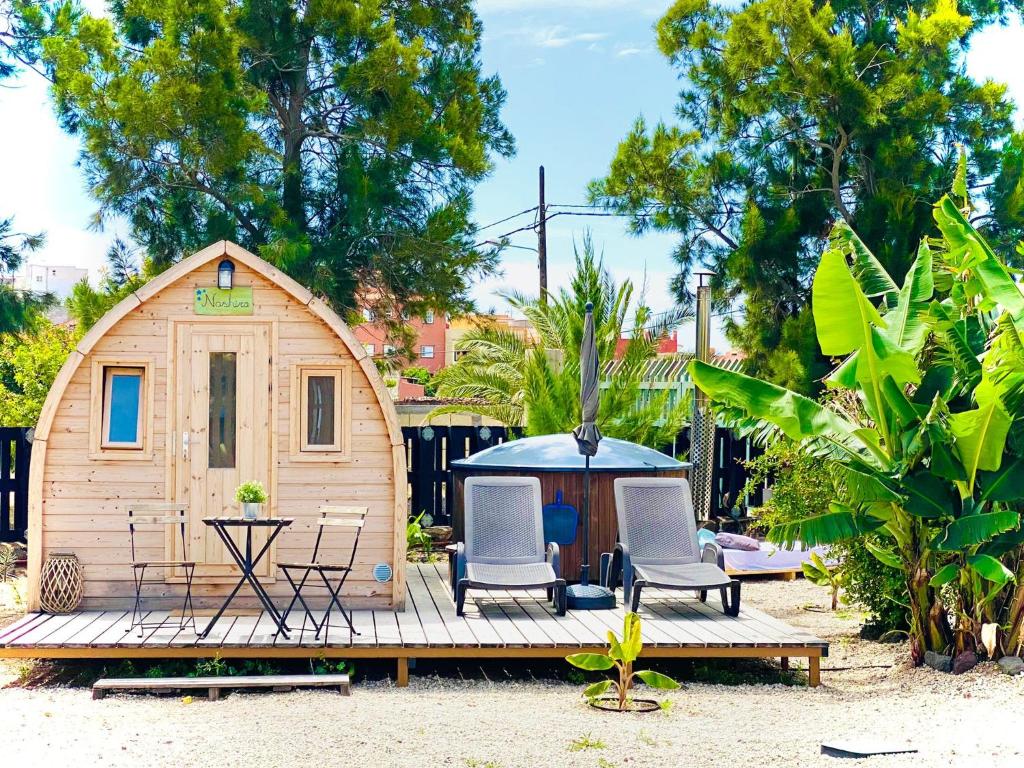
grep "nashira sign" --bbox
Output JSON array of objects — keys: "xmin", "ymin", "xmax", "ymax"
[{"xmin": 194, "ymin": 287, "xmax": 254, "ymax": 315}]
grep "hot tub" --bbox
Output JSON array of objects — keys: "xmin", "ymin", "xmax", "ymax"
[{"xmin": 450, "ymin": 434, "xmax": 690, "ymax": 582}]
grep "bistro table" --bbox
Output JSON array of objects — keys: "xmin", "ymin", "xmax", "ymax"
[{"xmin": 199, "ymin": 517, "xmax": 293, "ymax": 639}]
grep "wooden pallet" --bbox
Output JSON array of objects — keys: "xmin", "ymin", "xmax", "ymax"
[{"xmin": 92, "ymin": 673, "xmax": 351, "ymax": 700}]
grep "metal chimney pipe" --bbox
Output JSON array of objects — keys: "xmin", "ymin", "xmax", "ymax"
[{"xmin": 691, "ymin": 275, "xmax": 714, "ymax": 523}]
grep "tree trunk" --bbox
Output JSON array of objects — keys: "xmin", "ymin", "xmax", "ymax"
[
  {"xmin": 907, "ymin": 564, "xmax": 952, "ymax": 664},
  {"xmin": 279, "ymin": 39, "xmax": 310, "ymax": 232}
]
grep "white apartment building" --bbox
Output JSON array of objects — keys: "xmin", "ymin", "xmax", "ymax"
[{"xmin": 12, "ymin": 263, "xmax": 89, "ymax": 298}]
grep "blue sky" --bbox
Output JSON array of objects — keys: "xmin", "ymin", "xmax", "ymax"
[{"xmin": 1, "ymin": 0, "xmax": 1022, "ymax": 351}]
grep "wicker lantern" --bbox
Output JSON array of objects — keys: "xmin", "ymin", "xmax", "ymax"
[{"xmin": 39, "ymin": 552, "xmax": 84, "ymax": 614}]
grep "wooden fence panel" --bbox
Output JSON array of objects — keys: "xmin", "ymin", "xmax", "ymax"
[{"xmin": 0, "ymin": 427, "xmax": 31, "ymax": 542}]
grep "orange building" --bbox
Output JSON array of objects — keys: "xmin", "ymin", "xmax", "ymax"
[{"xmin": 352, "ymin": 307, "xmax": 447, "ymax": 374}]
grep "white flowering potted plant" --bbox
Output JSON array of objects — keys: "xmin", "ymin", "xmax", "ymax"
[{"xmin": 235, "ymin": 481, "xmax": 268, "ymax": 520}]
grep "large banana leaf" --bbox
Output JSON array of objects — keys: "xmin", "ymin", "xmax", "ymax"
[
  {"xmin": 932, "ymin": 510, "xmax": 1019, "ymax": 551},
  {"xmin": 814, "ymin": 250, "xmax": 920, "ymax": 421},
  {"xmin": 839, "ymin": 465, "xmax": 901, "ymax": 503},
  {"xmin": 883, "ymin": 241, "xmax": 934, "ymax": 355},
  {"xmin": 813, "ymin": 248, "xmax": 886, "ymax": 356},
  {"xmin": 979, "ymin": 456, "xmax": 1024, "ymax": 502},
  {"xmin": 949, "ymin": 381, "xmax": 1012, "ymax": 493},
  {"xmin": 966, "ymin": 554, "xmax": 1016, "ymax": 587},
  {"xmin": 688, "ymin": 361, "xmax": 882, "ymax": 464},
  {"xmin": 768, "ymin": 502, "xmax": 885, "ymax": 548},
  {"xmin": 934, "ymin": 197, "xmax": 1024, "ymax": 322},
  {"xmin": 902, "ymin": 471, "xmax": 956, "ymax": 518},
  {"xmin": 831, "ymin": 222, "xmax": 899, "ymax": 301},
  {"xmin": 865, "ymin": 540, "xmax": 902, "ymax": 569},
  {"xmin": 929, "ymin": 303, "xmax": 984, "ymax": 391}
]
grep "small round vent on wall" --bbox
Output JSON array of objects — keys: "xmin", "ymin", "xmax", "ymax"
[{"xmin": 373, "ymin": 563, "xmax": 394, "ymax": 583}]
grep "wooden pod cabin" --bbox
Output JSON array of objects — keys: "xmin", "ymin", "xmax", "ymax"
[
  {"xmin": 451, "ymin": 434, "xmax": 689, "ymax": 580},
  {"xmin": 27, "ymin": 241, "xmax": 407, "ymax": 611}
]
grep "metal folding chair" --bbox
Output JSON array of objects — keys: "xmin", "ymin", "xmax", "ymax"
[
  {"xmin": 127, "ymin": 504, "xmax": 197, "ymax": 637},
  {"xmin": 278, "ymin": 506, "xmax": 367, "ymax": 642}
]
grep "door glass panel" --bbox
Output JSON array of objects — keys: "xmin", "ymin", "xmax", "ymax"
[
  {"xmin": 209, "ymin": 352, "xmax": 237, "ymax": 468},
  {"xmin": 306, "ymin": 375, "xmax": 336, "ymax": 446}
]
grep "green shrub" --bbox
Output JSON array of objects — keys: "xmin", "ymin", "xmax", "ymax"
[
  {"xmin": 833, "ymin": 538, "xmax": 909, "ymax": 635},
  {"xmin": 401, "ymin": 366, "xmax": 437, "ymax": 396},
  {"xmin": 744, "ymin": 440, "xmax": 908, "ymax": 632},
  {"xmin": 744, "ymin": 440, "xmax": 837, "ymax": 536}
]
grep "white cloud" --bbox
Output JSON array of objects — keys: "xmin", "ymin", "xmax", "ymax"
[
  {"xmin": 615, "ymin": 46, "xmax": 648, "ymax": 58},
  {"xmin": 531, "ymin": 26, "xmax": 609, "ymax": 49}
]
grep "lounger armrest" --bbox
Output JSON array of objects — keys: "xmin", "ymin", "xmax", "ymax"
[
  {"xmin": 546, "ymin": 542, "xmax": 561, "ymax": 578},
  {"xmin": 702, "ymin": 540, "xmax": 725, "ymax": 570},
  {"xmin": 453, "ymin": 542, "xmax": 467, "ymax": 587},
  {"xmin": 611, "ymin": 543, "xmax": 635, "ymax": 603}
]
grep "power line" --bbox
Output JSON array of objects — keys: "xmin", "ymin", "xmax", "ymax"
[{"xmin": 473, "ymin": 206, "xmax": 539, "ymax": 233}]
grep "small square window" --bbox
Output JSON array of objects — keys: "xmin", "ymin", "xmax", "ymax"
[
  {"xmin": 102, "ymin": 367, "xmax": 145, "ymax": 449},
  {"xmin": 291, "ymin": 362, "xmax": 350, "ymax": 460},
  {"xmin": 362, "ymin": 308, "xmax": 373, "ymax": 322},
  {"xmin": 420, "ymin": 345, "xmax": 435, "ymax": 359},
  {"xmin": 384, "ymin": 344, "xmax": 396, "ymax": 355},
  {"xmin": 424, "ymin": 310, "xmax": 435, "ymax": 324},
  {"xmin": 363, "ymin": 343, "xmax": 374, "ymax": 355}
]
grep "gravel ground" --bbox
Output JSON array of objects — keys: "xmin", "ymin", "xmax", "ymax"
[{"xmin": 1, "ymin": 577, "xmax": 1022, "ymax": 768}]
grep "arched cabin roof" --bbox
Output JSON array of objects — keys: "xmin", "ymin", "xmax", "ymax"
[{"xmin": 33, "ymin": 240, "xmax": 403, "ymax": 449}]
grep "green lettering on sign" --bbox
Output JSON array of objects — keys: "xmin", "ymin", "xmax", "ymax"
[{"xmin": 194, "ymin": 287, "xmax": 254, "ymax": 315}]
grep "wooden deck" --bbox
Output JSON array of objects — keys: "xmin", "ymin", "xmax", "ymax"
[{"xmin": 0, "ymin": 563, "xmax": 828, "ymax": 686}]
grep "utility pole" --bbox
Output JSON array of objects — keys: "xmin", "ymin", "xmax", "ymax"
[
  {"xmin": 692, "ymin": 273, "xmax": 715, "ymax": 523},
  {"xmin": 537, "ymin": 165, "xmax": 548, "ymax": 304}
]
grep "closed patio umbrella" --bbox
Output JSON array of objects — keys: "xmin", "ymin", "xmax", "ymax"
[{"xmin": 567, "ymin": 302, "xmax": 616, "ymax": 609}]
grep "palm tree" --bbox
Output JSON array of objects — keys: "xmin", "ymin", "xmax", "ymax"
[{"xmin": 431, "ymin": 236, "xmax": 692, "ymax": 448}]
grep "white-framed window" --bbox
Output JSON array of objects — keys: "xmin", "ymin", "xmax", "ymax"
[
  {"xmin": 89, "ymin": 357, "xmax": 154, "ymax": 460},
  {"xmin": 290, "ymin": 361, "xmax": 352, "ymax": 461},
  {"xmin": 384, "ymin": 344, "xmax": 396, "ymax": 355},
  {"xmin": 420, "ymin": 345, "xmax": 435, "ymax": 359},
  {"xmin": 424, "ymin": 310, "xmax": 434, "ymax": 324},
  {"xmin": 102, "ymin": 367, "xmax": 145, "ymax": 448},
  {"xmin": 401, "ymin": 309, "xmax": 410, "ymax": 321},
  {"xmin": 362, "ymin": 308, "xmax": 373, "ymax": 322},
  {"xmin": 363, "ymin": 343, "xmax": 374, "ymax": 355}
]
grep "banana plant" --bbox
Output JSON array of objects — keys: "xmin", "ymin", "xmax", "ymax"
[
  {"xmin": 566, "ymin": 612, "xmax": 679, "ymax": 710},
  {"xmin": 801, "ymin": 552, "xmax": 845, "ymax": 611},
  {"xmin": 690, "ymin": 194, "xmax": 1024, "ymax": 661}
]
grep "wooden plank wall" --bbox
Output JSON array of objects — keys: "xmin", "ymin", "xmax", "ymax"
[{"xmin": 37, "ymin": 259, "xmax": 399, "ymax": 610}]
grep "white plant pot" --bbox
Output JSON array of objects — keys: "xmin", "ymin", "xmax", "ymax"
[{"xmin": 242, "ymin": 502, "xmax": 263, "ymax": 520}]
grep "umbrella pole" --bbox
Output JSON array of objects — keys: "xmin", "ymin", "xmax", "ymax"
[{"xmin": 581, "ymin": 455, "xmax": 591, "ymax": 586}]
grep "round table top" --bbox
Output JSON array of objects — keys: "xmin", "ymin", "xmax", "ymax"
[{"xmin": 201, "ymin": 517, "xmax": 294, "ymax": 526}]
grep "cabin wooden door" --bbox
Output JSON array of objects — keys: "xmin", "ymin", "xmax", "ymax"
[{"xmin": 172, "ymin": 321, "xmax": 274, "ymax": 579}]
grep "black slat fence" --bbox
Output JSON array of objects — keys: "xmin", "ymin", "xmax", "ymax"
[
  {"xmin": 0, "ymin": 427, "xmax": 31, "ymax": 542},
  {"xmin": 402, "ymin": 424, "xmax": 761, "ymax": 526}
]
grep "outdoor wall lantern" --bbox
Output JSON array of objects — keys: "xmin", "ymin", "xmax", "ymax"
[{"xmin": 217, "ymin": 259, "xmax": 235, "ymax": 290}]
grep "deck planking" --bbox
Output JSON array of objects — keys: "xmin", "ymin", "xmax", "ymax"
[{"xmin": 0, "ymin": 564, "xmax": 828, "ymax": 686}]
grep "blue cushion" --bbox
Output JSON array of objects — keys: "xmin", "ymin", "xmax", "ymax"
[{"xmin": 697, "ymin": 528, "xmax": 717, "ymax": 547}]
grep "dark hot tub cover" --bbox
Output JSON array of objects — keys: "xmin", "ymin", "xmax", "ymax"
[{"xmin": 451, "ymin": 434, "xmax": 688, "ymax": 473}]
